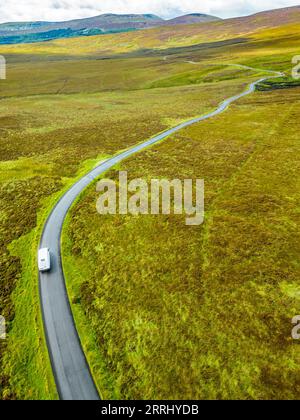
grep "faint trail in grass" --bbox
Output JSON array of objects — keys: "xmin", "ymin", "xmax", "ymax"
[{"xmin": 56, "ymin": 78, "xmax": 69, "ymax": 94}]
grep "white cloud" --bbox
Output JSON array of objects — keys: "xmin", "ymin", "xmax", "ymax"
[{"xmin": 0, "ymin": 0, "xmax": 299, "ymax": 23}]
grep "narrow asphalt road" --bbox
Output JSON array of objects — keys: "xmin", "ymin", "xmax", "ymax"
[{"xmin": 39, "ymin": 64, "xmax": 283, "ymax": 400}]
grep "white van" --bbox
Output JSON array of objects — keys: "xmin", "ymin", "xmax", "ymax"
[{"xmin": 38, "ymin": 248, "xmax": 51, "ymax": 272}]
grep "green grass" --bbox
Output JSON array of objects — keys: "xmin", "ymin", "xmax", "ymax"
[
  {"xmin": 145, "ymin": 66, "xmax": 226, "ymax": 89},
  {"xmin": 63, "ymin": 85, "xmax": 300, "ymax": 400},
  {"xmin": 62, "ymin": 205, "xmax": 117, "ymax": 400},
  {"xmin": 5, "ymin": 231, "xmax": 57, "ymax": 399},
  {"xmin": 1, "ymin": 15, "xmax": 300, "ymax": 400},
  {"xmin": 0, "ymin": 153, "xmax": 112, "ymax": 399},
  {"xmin": 57, "ymin": 22, "xmax": 300, "ymax": 401},
  {"xmin": 256, "ymin": 77, "xmax": 300, "ymax": 91},
  {"xmin": 0, "ymin": 46, "xmax": 252, "ymax": 398},
  {"xmin": 0, "ymin": 175, "xmax": 61, "ymax": 398}
]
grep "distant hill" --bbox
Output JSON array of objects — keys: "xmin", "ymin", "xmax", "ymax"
[
  {"xmin": 0, "ymin": 14, "xmax": 163, "ymax": 34},
  {"xmin": 1, "ymin": 5, "xmax": 298, "ymax": 46},
  {"xmin": 1, "ymin": 6, "xmax": 299, "ymax": 52},
  {"xmin": 223, "ymin": 5, "xmax": 300, "ymax": 32},
  {"xmin": 0, "ymin": 14, "xmax": 164, "ymax": 44},
  {"xmin": 0, "ymin": 12, "xmax": 219, "ymax": 44},
  {"xmin": 164, "ymin": 13, "xmax": 221, "ymax": 26}
]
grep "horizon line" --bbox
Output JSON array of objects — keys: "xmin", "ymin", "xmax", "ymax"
[{"xmin": 0, "ymin": 4, "xmax": 299, "ymax": 25}]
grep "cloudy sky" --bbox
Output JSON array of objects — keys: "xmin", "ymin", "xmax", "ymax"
[{"xmin": 0, "ymin": 0, "xmax": 299, "ymax": 23}]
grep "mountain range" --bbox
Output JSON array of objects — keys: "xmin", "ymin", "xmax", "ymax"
[
  {"xmin": 0, "ymin": 5, "xmax": 299, "ymax": 46},
  {"xmin": 0, "ymin": 13, "xmax": 221, "ymax": 44}
]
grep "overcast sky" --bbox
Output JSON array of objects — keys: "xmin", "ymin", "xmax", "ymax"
[{"xmin": 0, "ymin": 0, "xmax": 299, "ymax": 23}]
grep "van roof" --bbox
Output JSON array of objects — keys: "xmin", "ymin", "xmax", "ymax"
[{"xmin": 39, "ymin": 248, "xmax": 49, "ymax": 257}]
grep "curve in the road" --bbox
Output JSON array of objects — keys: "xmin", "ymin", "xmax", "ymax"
[{"xmin": 39, "ymin": 63, "xmax": 284, "ymax": 400}]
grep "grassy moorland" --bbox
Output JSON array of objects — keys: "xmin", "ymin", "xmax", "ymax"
[
  {"xmin": 1, "ymin": 6, "xmax": 300, "ymax": 57},
  {"xmin": 0, "ymin": 36, "xmax": 258, "ymax": 399},
  {"xmin": 61, "ymin": 26, "xmax": 300, "ymax": 399},
  {"xmin": 0, "ymin": 9, "xmax": 299, "ymax": 400},
  {"xmin": 63, "ymin": 84, "xmax": 300, "ymax": 400}
]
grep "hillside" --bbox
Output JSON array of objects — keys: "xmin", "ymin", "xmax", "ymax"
[
  {"xmin": 164, "ymin": 13, "xmax": 221, "ymax": 25},
  {"xmin": 0, "ymin": 14, "xmax": 164, "ymax": 44},
  {"xmin": 1, "ymin": 5, "xmax": 299, "ymax": 54},
  {"xmin": 0, "ymin": 3, "xmax": 300, "ymax": 402},
  {"xmin": 0, "ymin": 14, "xmax": 163, "ymax": 34},
  {"xmin": 0, "ymin": 12, "xmax": 219, "ymax": 44}
]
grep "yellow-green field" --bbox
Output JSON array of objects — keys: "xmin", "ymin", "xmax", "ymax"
[
  {"xmin": 63, "ymin": 85, "xmax": 300, "ymax": 399},
  {"xmin": 0, "ymin": 14, "xmax": 300, "ymax": 399}
]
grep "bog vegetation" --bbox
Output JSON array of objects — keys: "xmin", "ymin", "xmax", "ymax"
[{"xmin": 0, "ymin": 12, "xmax": 299, "ymax": 399}]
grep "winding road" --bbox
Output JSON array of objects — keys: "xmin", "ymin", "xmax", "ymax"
[{"xmin": 39, "ymin": 63, "xmax": 284, "ymax": 400}]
